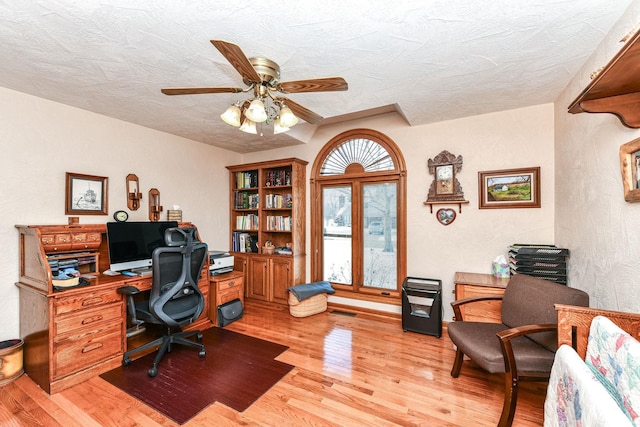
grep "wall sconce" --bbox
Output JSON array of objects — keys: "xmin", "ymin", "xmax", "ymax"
[
  {"xmin": 149, "ymin": 188, "xmax": 162, "ymax": 222},
  {"xmin": 126, "ymin": 174, "xmax": 142, "ymax": 210}
]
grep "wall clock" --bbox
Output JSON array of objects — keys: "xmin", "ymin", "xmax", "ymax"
[
  {"xmin": 424, "ymin": 150, "xmax": 469, "ymax": 216},
  {"xmin": 425, "ymin": 150, "xmax": 466, "ymax": 202},
  {"xmin": 113, "ymin": 210, "xmax": 129, "ymax": 222}
]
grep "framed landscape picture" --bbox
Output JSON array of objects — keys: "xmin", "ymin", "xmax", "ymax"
[
  {"xmin": 478, "ymin": 167, "xmax": 540, "ymax": 209},
  {"xmin": 65, "ymin": 172, "xmax": 108, "ymax": 215}
]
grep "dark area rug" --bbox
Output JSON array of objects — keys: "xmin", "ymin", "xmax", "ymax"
[{"xmin": 100, "ymin": 327, "xmax": 293, "ymax": 424}]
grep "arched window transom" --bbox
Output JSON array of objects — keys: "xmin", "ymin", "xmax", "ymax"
[{"xmin": 320, "ymin": 138, "xmax": 395, "ymax": 176}]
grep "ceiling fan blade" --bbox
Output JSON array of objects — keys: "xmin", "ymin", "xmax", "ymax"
[
  {"xmin": 279, "ymin": 97, "xmax": 323, "ymax": 124},
  {"xmin": 161, "ymin": 87, "xmax": 243, "ymax": 95},
  {"xmin": 276, "ymin": 77, "xmax": 348, "ymax": 94},
  {"xmin": 210, "ymin": 39, "xmax": 261, "ymax": 83}
]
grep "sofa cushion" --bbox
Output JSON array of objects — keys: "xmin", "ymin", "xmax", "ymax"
[
  {"xmin": 447, "ymin": 321, "xmax": 556, "ymax": 374},
  {"xmin": 501, "ymin": 274, "xmax": 589, "ymax": 352}
]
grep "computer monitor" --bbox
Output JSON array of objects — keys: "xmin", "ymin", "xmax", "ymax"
[{"xmin": 106, "ymin": 221, "xmax": 178, "ymax": 273}]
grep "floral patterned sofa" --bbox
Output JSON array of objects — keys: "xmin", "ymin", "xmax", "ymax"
[{"xmin": 544, "ymin": 305, "xmax": 640, "ymax": 426}]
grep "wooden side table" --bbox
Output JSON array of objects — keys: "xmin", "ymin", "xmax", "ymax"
[{"xmin": 454, "ymin": 272, "xmax": 510, "ymax": 323}]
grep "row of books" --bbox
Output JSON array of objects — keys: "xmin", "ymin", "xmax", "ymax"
[
  {"xmin": 235, "ymin": 214, "xmax": 259, "ymax": 230},
  {"xmin": 234, "ymin": 191, "xmax": 259, "ymax": 209},
  {"xmin": 231, "ymin": 231, "xmax": 259, "ymax": 253},
  {"xmin": 235, "ymin": 171, "xmax": 258, "ymax": 189},
  {"xmin": 265, "ymin": 193, "xmax": 292, "ymax": 209},
  {"xmin": 265, "ymin": 169, "xmax": 292, "ymax": 187},
  {"xmin": 265, "ymin": 215, "xmax": 292, "ymax": 231}
]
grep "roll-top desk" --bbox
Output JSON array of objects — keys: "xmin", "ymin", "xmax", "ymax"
[{"xmin": 16, "ymin": 223, "xmax": 213, "ymax": 394}]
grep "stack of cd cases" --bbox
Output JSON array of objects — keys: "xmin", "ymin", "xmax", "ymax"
[{"xmin": 509, "ymin": 244, "xmax": 569, "ymax": 285}]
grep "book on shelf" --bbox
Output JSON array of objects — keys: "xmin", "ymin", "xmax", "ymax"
[
  {"xmin": 231, "ymin": 231, "xmax": 258, "ymax": 253},
  {"xmin": 265, "ymin": 169, "xmax": 292, "ymax": 187},
  {"xmin": 234, "ymin": 191, "xmax": 259, "ymax": 209},
  {"xmin": 235, "ymin": 171, "xmax": 258, "ymax": 189},
  {"xmin": 235, "ymin": 214, "xmax": 258, "ymax": 230},
  {"xmin": 265, "ymin": 215, "xmax": 292, "ymax": 231},
  {"xmin": 265, "ymin": 193, "xmax": 292, "ymax": 209}
]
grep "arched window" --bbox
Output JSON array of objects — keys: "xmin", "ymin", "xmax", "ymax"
[{"xmin": 311, "ymin": 129, "xmax": 406, "ymax": 301}]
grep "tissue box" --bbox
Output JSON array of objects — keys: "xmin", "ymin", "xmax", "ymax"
[{"xmin": 492, "ymin": 257, "xmax": 510, "ymax": 278}]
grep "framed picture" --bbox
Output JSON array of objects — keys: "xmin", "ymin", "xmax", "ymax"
[
  {"xmin": 619, "ymin": 138, "xmax": 640, "ymax": 202},
  {"xmin": 65, "ymin": 172, "xmax": 108, "ymax": 215},
  {"xmin": 478, "ymin": 167, "xmax": 540, "ymax": 209}
]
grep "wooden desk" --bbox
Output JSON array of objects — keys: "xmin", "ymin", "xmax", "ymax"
[
  {"xmin": 16, "ymin": 223, "xmax": 212, "ymax": 394},
  {"xmin": 454, "ymin": 272, "xmax": 510, "ymax": 323},
  {"xmin": 209, "ymin": 271, "xmax": 244, "ymax": 326}
]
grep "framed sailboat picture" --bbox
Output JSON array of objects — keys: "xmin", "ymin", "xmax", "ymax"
[{"xmin": 65, "ymin": 172, "xmax": 108, "ymax": 215}]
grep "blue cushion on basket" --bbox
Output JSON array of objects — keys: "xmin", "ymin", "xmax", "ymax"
[{"xmin": 288, "ymin": 281, "xmax": 335, "ymax": 302}]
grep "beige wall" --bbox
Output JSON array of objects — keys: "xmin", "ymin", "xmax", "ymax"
[
  {"xmin": 555, "ymin": 2, "xmax": 640, "ymax": 313},
  {"xmin": 242, "ymin": 104, "xmax": 556, "ymax": 319},
  {"xmin": 21, "ymin": 1, "xmax": 640, "ymax": 336},
  {"xmin": 0, "ymin": 87, "xmax": 240, "ymax": 340}
]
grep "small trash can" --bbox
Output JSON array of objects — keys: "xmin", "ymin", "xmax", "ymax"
[
  {"xmin": 401, "ymin": 277, "xmax": 442, "ymax": 338},
  {"xmin": 0, "ymin": 339, "xmax": 24, "ymax": 385}
]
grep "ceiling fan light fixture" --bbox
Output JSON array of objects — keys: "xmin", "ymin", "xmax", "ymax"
[
  {"xmin": 244, "ymin": 98, "xmax": 268, "ymax": 123},
  {"xmin": 220, "ymin": 104, "xmax": 241, "ymax": 127},
  {"xmin": 239, "ymin": 118, "xmax": 257, "ymax": 134},
  {"xmin": 279, "ymin": 106, "xmax": 298, "ymax": 128},
  {"xmin": 273, "ymin": 116, "xmax": 290, "ymax": 134}
]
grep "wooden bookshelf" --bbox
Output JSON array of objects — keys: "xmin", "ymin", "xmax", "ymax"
[{"xmin": 226, "ymin": 158, "xmax": 307, "ymax": 304}]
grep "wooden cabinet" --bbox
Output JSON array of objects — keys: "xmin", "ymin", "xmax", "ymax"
[
  {"xmin": 271, "ymin": 257, "xmax": 293, "ymax": 304},
  {"xmin": 210, "ymin": 271, "xmax": 244, "ymax": 326},
  {"xmin": 248, "ymin": 255, "xmax": 270, "ymax": 301},
  {"xmin": 226, "ymin": 158, "xmax": 307, "ymax": 304},
  {"xmin": 454, "ymin": 272, "xmax": 509, "ymax": 323},
  {"xmin": 15, "ymin": 223, "xmax": 212, "ymax": 394}
]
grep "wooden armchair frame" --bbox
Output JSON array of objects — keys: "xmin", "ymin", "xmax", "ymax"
[{"xmin": 451, "ymin": 295, "xmax": 558, "ymax": 427}]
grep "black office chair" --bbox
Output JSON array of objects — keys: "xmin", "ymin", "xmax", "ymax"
[{"xmin": 117, "ymin": 227, "xmax": 208, "ymax": 377}]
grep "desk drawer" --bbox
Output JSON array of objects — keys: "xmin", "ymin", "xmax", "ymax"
[
  {"xmin": 218, "ymin": 287, "xmax": 243, "ymax": 306},
  {"xmin": 54, "ymin": 302, "xmax": 122, "ymax": 336},
  {"xmin": 53, "ymin": 319, "xmax": 122, "ymax": 379},
  {"xmin": 54, "ymin": 289, "xmax": 122, "ymax": 316},
  {"xmin": 217, "ymin": 276, "xmax": 243, "ymax": 292}
]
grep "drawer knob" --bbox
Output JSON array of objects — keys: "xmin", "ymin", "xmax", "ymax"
[{"xmin": 229, "ymin": 281, "xmax": 235, "ymax": 287}]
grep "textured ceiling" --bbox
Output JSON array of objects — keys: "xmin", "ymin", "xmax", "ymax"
[{"xmin": 0, "ymin": 1, "xmax": 633, "ymax": 153}]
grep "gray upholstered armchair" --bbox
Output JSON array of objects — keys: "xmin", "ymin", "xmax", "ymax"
[{"xmin": 447, "ymin": 274, "xmax": 589, "ymax": 427}]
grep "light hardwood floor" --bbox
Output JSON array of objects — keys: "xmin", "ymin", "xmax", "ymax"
[{"xmin": 0, "ymin": 300, "xmax": 546, "ymax": 426}]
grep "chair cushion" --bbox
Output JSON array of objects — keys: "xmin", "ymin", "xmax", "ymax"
[
  {"xmin": 448, "ymin": 321, "xmax": 556, "ymax": 374},
  {"xmin": 501, "ymin": 274, "xmax": 589, "ymax": 352}
]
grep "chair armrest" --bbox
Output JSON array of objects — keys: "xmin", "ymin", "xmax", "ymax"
[
  {"xmin": 450, "ymin": 295, "xmax": 504, "ymax": 321},
  {"xmin": 117, "ymin": 285, "xmax": 141, "ymax": 296},
  {"xmin": 497, "ymin": 323, "xmax": 558, "ymax": 376}
]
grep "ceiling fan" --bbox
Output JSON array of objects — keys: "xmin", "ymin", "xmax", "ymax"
[{"xmin": 161, "ymin": 39, "xmax": 348, "ymax": 133}]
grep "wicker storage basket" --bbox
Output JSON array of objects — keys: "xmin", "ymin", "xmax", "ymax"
[{"xmin": 288, "ymin": 292, "xmax": 327, "ymax": 317}]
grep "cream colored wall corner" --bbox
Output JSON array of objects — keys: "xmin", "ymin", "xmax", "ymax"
[
  {"xmin": 241, "ymin": 104, "xmax": 556, "ymax": 321},
  {"xmin": 554, "ymin": 1, "xmax": 640, "ymax": 313},
  {"xmin": 0, "ymin": 87, "xmax": 241, "ymax": 341}
]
